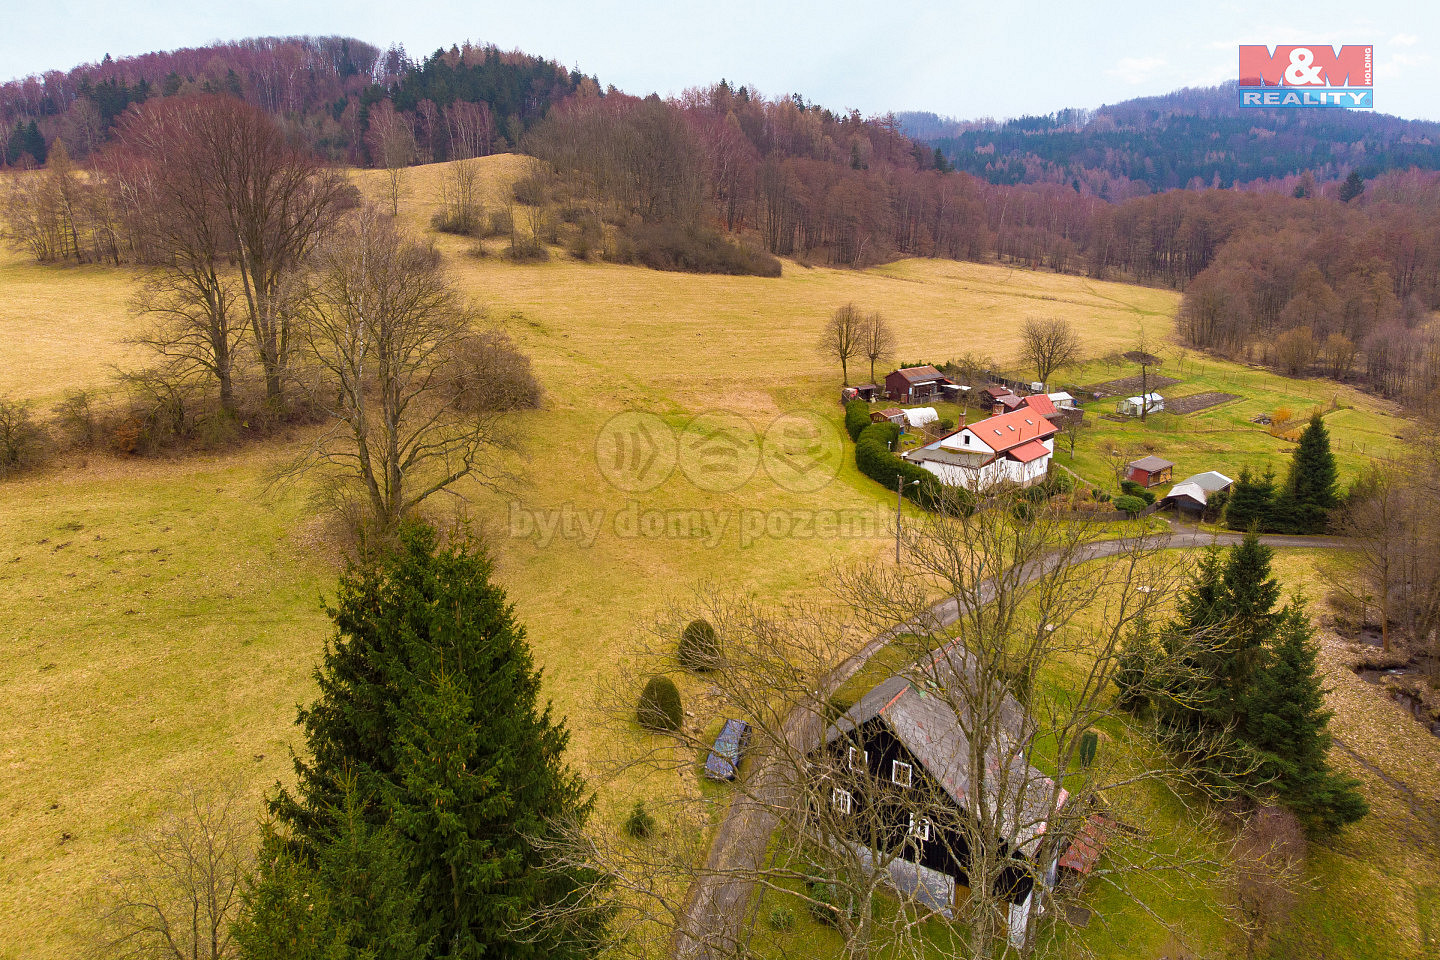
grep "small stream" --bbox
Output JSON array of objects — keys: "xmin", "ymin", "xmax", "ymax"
[{"xmin": 1352, "ymin": 663, "xmax": 1440, "ymax": 737}]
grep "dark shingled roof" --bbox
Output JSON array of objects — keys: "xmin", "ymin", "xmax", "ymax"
[
  {"xmin": 825, "ymin": 642, "xmax": 1065, "ymax": 854},
  {"xmin": 891, "ymin": 365, "xmax": 947, "ymax": 383},
  {"xmin": 1128, "ymin": 455, "xmax": 1174, "ymax": 472}
]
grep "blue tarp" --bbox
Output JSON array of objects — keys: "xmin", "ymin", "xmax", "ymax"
[{"xmin": 704, "ymin": 718, "xmax": 751, "ymax": 780}]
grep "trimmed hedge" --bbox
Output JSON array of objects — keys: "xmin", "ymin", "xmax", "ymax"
[
  {"xmin": 844, "ymin": 399, "xmax": 871, "ymax": 441},
  {"xmin": 854, "ymin": 422, "xmax": 942, "ymax": 508},
  {"xmin": 1113, "ymin": 494, "xmax": 1147, "ymax": 517},
  {"xmin": 637, "ymin": 676, "xmax": 683, "ymax": 731},
  {"xmin": 678, "ymin": 619, "xmax": 720, "ymax": 672}
]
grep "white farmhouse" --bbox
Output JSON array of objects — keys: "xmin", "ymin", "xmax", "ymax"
[{"xmin": 902, "ymin": 406, "xmax": 1057, "ymax": 491}]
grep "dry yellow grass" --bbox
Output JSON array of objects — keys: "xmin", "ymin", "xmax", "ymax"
[{"xmin": 0, "ymin": 155, "xmax": 1418, "ymax": 958}]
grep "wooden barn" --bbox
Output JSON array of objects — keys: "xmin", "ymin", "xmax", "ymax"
[{"xmin": 885, "ymin": 366, "xmax": 954, "ymax": 403}]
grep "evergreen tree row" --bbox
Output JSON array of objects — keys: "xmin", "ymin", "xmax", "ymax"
[
  {"xmin": 1117, "ymin": 533, "xmax": 1367, "ymax": 836},
  {"xmin": 1225, "ymin": 412, "xmax": 1341, "ymax": 534}
]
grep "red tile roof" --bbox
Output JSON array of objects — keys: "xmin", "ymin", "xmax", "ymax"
[
  {"xmin": 1009, "ymin": 439, "xmax": 1051, "ymax": 463},
  {"xmin": 1019, "ymin": 394, "xmax": 1057, "ymax": 417},
  {"xmin": 1058, "ymin": 815, "xmax": 1112, "ymax": 875},
  {"xmin": 955, "ymin": 409, "xmax": 1057, "ymax": 455}
]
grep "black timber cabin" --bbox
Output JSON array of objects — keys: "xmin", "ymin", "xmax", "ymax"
[{"xmin": 819, "ymin": 647, "xmax": 1067, "ymax": 909}]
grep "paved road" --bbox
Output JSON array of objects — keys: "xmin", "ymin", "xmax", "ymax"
[{"xmin": 668, "ymin": 530, "xmax": 1348, "ymax": 959}]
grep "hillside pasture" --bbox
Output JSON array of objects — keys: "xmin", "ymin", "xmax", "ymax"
[{"xmin": 0, "ymin": 155, "xmax": 1423, "ymax": 959}]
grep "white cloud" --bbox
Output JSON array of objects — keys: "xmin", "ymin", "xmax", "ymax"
[
  {"xmin": 1390, "ymin": 33, "xmax": 1420, "ymax": 46},
  {"xmin": 1106, "ymin": 56, "xmax": 1167, "ymax": 84}
]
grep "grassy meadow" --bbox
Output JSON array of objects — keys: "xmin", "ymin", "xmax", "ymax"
[{"xmin": 0, "ymin": 155, "xmax": 1430, "ymax": 959}]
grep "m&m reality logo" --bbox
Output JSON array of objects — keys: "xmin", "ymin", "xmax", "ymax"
[{"xmin": 1238, "ymin": 45, "xmax": 1373, "ymax": 108}]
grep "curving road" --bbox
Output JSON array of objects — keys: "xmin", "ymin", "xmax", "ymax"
[{"xmin": 669, "ymin": 530, "xmax": 1349, "ymax": 959}]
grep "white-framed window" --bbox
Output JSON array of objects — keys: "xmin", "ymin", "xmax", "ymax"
[
  {"xmin": 832, "ymin": 787, "xmax": 852, "ymax": 814},
  {"xmin": 908, "ymin": 813, "xmax": 932, "ymax": 841},
  {"xmin": 846, "ymin": 746, "xmax": 869, "ymax": 771},
  {"xmin": 892, "ymin": 760, "xmax": 913, "ymax": 787}
]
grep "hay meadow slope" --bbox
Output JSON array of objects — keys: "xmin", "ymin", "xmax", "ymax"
[{"xmin": 0, "ymin": 155, "xmax": 1422, "ymax": 959}]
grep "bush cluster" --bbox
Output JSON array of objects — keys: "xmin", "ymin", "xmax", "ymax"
[
  {"xmin": 1113, "ymin": 494, "xmax": 1147, "ymax": 517},
  {"xmin": 607, "ymin": 221, "xmax": 782, "ymax": 277},
  {"xmin": 1119, "ymin": 479, "xmax": 1156, "ymax": 504}
]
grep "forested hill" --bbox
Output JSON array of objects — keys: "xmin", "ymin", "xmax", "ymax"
[
  {"xmin": 0, "ymin": 37, "xmax": 592, "ymax": 165},
  {"xmin": 901, "ymin": 83, "xmax": 1440, "ymax": 195}
]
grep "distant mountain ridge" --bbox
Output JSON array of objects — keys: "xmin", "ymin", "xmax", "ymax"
[{"xmin": 899, "ymin": 83, "xmax": 1440, "ymax": 195}]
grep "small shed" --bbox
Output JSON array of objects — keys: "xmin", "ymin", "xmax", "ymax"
[
  {"xmin": 979, "ymin": 385, "xmax": 1014, "ymax": 408},
  {"xmin": 1161, "ymin": 471, "xmax": 1234, "ymax": 515},
  {"xmin": 1116, "ymin": 393, "xmax": 1164, "ymax": 417},
  {"xmin": 1126, "ymin": 455, "xmax": 1175, "ymax": 488},
  {"xmin": 853, "ymin": 383, "xmax": 880, "ymax": 402},
  {"xmin": 872, "ymin": 407, "xmax": 906, "ymax": 426}
]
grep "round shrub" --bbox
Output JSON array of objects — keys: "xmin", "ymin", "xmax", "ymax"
[
  {"xmin": 637, "ymin": 676, "xmax": 683, "ymax": 732},
  {"xmin": 1137, "ymin": 488, "xmax": 1157, "ymax": 506},
  {"xmin": 1113, "ymin": 494, "xmax": 1147, "ymax": 518},
  {"xmin": 1119, "ymin": 479, "xmax": 1145, "ymax": 498},
  {"xmin": 678, "ymin": 619, "xmax": 721, "ymax": 672},
  {"xmin": 623, "ymin": 800, "xmax": 656, "ymax": 839}
]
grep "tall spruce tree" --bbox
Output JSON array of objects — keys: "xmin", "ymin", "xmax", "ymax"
[
  {"xmin": 1240, "ymin": 604, "xmax": 1368, "ymax": 835},
  {"xmin": 1279, "ymin": 413, "xmax": 1340, "ymax": 534},
  {"xmin": 1224, "ymin": 467, "xmax": 1275, "ymax": 532},
  {"xmin": 268, "ymin": 524, "xmax": 609, "ymax": 959}
]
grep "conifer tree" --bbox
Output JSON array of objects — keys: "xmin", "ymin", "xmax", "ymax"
[
  {"xmin": 1240, "ymin": 604, "xmax": 1368, "ymax": 835},
  {"xmin": 1224, "ymin": 467, "xmax": 1275, "ymax": 532},
  {"xmin": 1280, "ymin": 413, "xmax": 1340, "ymax": 534},
  {"xmin": 238, "ymin": 778, "xmax": 429, "ymax": 959},
  {"xmin": 268, "ymin": 524, "xmax": 610, "ymax": 959}
]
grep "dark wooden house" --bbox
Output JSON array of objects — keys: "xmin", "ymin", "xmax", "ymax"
[
  {"xmin": 818, "ymin": 644, "xmax": 1072, "ymax": 918},
  {"xmin": 885, "ymin": 366, "xmax": 953, "ymax": 403}
]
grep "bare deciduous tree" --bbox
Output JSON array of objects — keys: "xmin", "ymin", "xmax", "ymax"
[
  {"xmin": 367, "ymin": 101, "xmax": 416, "ymax": 217},
  {"xmin": 820, "ymin": 303, "xmax": 866, "ymax": 386},
  {"xmin": 289, "ymin": 205, "xmax": 520, "ymax": 534},
  {"xmin": 1231, "ymin": 806, "xmax": 1306, "ymax": 959},
  {"xmin": 860, "ymin": 311, "xmax": 898, "ymax": 385},
  {"xmin": 1123, "ymin": 327, "xmax": 1164, "ymax": 423},
  {"xmin": 1018, "ymin": 317, "xmax": 1082, "ymax": 387},
  {"xmin": 111, "ymin": 106, "xmax": 245, "ymax": 414},
  {"xmin": 95, "ymin": 782, "xmax": 254, "ymax": 960},
  {"xmin": 110, "ymin": 95, "xmax": 352, "ymax": 407}
]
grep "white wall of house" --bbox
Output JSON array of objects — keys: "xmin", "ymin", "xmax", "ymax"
[{"xmin": 916, "ymin": 441, "xmax": 1052, "ymax": 491}]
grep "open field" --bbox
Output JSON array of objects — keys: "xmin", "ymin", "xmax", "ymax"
[{"xmin": 0, "ymin": 155, "xmax": 1426, "ymax": 958}]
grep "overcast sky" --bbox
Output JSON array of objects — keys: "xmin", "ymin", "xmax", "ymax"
[{"xmin": 5, "ymin": 1, "xmax": 1435, "ymax": 120}]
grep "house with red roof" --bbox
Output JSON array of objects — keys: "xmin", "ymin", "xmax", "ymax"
[{"xmin": 902, "ymin": 407, "xmax": 1057, "ymax": 491}]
